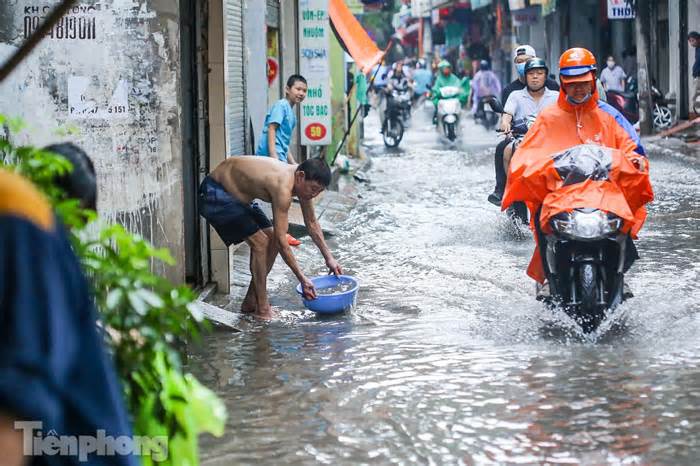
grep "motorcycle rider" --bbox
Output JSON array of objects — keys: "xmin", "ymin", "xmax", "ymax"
[
  {"xmin": 501, "ymin": 47, "xmax": 653, "ymax": 295},
  {"xmin": 387, "ymin": 60, "xmax": 410, "ymax": 93},
  {"xmin": 431, "ymin": 60, "xmax": 466, "ymax": 125},
  {"xmin": 500, "ymin": 58, "xmax": 559, "ymax": 175},
  {"xmin": 469, "ymin": 59, "xmax": 502, "ymax": 118},
  {"xmin": 488, "ymin": 45, "xmax": 559, "ymax": 206},
  {"xmin": 411, "ymin": 59, "xmax": 433, "ymax": 104}
]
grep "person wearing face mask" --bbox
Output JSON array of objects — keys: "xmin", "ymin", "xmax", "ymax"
[
  {"xmin": 488, "ymin": 45, "xmax": 558, "ymax": 206},
  {"xmin": 500, "ymin": 58, "xmax": 559, "ymax": 176},
  {"xmin": 501, "ymin": 48, "xmax": 651, "ymax": 292},
  {"xmin": 599, "ymin": 55, "xmax": 627, "ymax": 92}
]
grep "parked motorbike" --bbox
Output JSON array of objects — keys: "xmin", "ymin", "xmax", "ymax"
[
  {"xmin": 382, "ymin": 90, "xmax": 405, "ymax": 148},
  {"xmin": 474, "ymin": 95, "xmax": 501, "ymax": 130},
  {"xmin": 536, "ymin": 145, "xmax": 644, "ymax": 333},
  {"xmin": 435, "ymin": 85, "xmax": 462, "ymax": 142},
  {"xmin": 606, "ymin": 77, "xmax": 673, "ymax": 130}
]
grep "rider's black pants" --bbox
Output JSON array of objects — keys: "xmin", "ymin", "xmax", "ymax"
[{"xmin": 494, "ymin": 137, "xmax": 510, "ymax": 194}]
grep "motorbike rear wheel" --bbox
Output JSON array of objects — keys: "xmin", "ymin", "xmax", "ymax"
[
  {"xmin": 382, "ymin": 117, "xmax": 404, "ymax": 148},
  {"xmin": 578, "ymin": 263, "xmax": 602, "ymax": 333},
  {"xmin": 652, "ymin": 105, "xmax": 673, "ymax": 130}
]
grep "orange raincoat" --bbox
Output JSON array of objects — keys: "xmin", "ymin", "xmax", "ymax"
[{"xmin": 502, "ymin": 88, "xmax": 654, "ymax": 283}]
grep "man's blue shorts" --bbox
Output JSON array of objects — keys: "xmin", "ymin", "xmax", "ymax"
[{"xmin": 198, "ymin": 176, "xmax": 272, "ymax": 246}]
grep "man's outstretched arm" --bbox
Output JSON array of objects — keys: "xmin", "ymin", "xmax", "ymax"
[{"xmin": 272, "ymin": 197, "xmax": 317, "ymax": 298}]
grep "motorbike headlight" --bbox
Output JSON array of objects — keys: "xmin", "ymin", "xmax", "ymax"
[
  {"xmin": 444, "ymin": 114, "xmax": 457, "ymax": 123},
  {"xmin": 551, "ymin": 211, "xmax": 621, "ymax": 240}
]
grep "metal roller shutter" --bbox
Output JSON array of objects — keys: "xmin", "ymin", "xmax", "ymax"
[{"xmin": 225, "ymin": 0, "xmax": 246, "ymax": 156}]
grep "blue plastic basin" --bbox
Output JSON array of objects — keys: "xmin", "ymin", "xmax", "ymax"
[{"xmin": 296, "ymin": 275, "xmax": 359, "ymax": 314}]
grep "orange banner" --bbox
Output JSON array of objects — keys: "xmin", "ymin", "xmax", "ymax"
[{"xmin": 329, "ymin": 0, "xmax": 385, "ymax": 74}]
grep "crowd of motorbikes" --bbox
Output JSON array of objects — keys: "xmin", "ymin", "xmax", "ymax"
[{"xmin": 370, "ymin": 51, "xmax": 661, "ymax": 335}]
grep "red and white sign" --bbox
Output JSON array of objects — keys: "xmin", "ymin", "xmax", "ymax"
[
  {"xmin": 304, "ymin": 122, "xmax": 327, "ymax": 141},
  {"xmin": 511, "ymin": 6, "xmax": 540, "ymax": 26}
]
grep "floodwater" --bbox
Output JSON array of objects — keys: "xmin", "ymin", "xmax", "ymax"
[{"xmin": 190, "ymin": 109, "xmax": 700, "ymax": 465}]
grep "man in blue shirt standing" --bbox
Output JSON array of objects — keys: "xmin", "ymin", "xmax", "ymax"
[{"xmin": 257, "ymin": 74, "xmax": 308, "ymax": 164}]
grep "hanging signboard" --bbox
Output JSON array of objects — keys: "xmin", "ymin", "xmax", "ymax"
[
  {"xmin": 299, "ymin": 0, "xmax": 332, "ymax": 145},
  {"xmin": 607, "ymin": 0, "xmax": 635, "ymax": 19},
  {"xmin": 511, "ymin": 6, "xmax": 541, "ymax": 26},
  {"xmin": 411, "ymin": 0, "xmax": 431, "ymax": 18}
]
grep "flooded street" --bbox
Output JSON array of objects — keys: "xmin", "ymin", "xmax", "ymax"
[{"xmin": 191, "ymin": 110, "xmax": 700, "ymax": 465}]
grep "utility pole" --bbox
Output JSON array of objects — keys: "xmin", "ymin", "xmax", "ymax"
[{"xmin": 635, "ymin": 0, "xmax": 654, "ymax": 135}]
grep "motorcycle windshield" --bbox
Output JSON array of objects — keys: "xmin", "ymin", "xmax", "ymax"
[
  {"xmin": 505, "ymin": 144, "xmax": 653, "ymax": 236},
  {"xmin": 439, "ymin": 86, "xmax": 461, "ymax": 98},
  {"xmin": 553, "ymin": 144, "xmax": 612, "ymax": 185}
]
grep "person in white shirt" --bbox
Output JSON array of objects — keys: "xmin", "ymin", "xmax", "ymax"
[
  {"xmin": 500, "ymin": 58, "xmax": 559, "ymax": 175},
  {"xmin": 599, "ymin": 55, "xmax": 627, "ymax": 93}
]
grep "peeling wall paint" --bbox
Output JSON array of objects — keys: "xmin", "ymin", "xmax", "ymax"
[{"xmin": 0, "ymin": 0, "xmax": 185, "ymax": 282}]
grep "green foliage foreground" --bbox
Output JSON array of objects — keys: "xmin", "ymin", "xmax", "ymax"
[{"xmin": 0, "ymin": 115, "xmax": 226, "ymax": 465}]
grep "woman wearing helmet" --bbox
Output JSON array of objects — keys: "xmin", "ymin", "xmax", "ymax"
[
  {"xmin": 501, "ymin": 47, "xmax": 653, "ymax": 290},
  {"xmin": 431, "ymin": 60, "xmax": 465, "ymax": 124}
]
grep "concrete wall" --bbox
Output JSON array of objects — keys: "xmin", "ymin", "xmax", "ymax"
[
  {"xmin": 326, "ymin": 33, "xmax": 346, "ymax": 165},
  {"xmin": 0, "ymin": 0, "xmax": 186, "ymax": 282},
  {"xmin": 207, "ymin": 0, "xmax": 230, "ymax": 291},
  {"xmin": 245, "ymin": 0, "xmax": 267, "ymax": 152},
  {"xmin": 689, "ymin": 0, "xmax": 700, "ymax": 111},
  {"xmin": 280, "ymin": 0, "xmax": 301, "ymax": 159}
]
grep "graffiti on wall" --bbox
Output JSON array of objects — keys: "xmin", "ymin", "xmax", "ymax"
[
  {"xmin": 0, "ymin": 1, "xmax": 180, "ymax": 256},
  {"xmin": 23, "ymin": 4, "xmax": 98, "ymax": 39}
]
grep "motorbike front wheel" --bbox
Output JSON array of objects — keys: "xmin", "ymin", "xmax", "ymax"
[
  {"xmin": 446, "ymin": 122, "xmax": 456, "ymax": 141},
  {"xmin": 382, "ymin": 117, "xmax": 404, "ymax": 148},
  {"xmin": 577, "ymin": 263, "xmax": 602, "ymax": 333}
]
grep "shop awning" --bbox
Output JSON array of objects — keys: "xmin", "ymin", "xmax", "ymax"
[{"xmin": 329, "ymin": 0, "xmax": 385, "ymax": 74}]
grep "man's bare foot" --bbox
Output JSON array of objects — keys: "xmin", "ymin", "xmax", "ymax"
[
  {"xmin": 255, "ymin": 303, "xmax": 274, "ymax": 320},
  {"xmin": 240, "ymin": 297, "xmax": 257, "ymax": 314}
]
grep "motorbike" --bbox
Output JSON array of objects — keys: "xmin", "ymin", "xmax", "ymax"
[
  {"xmin": 535, "ymin": 145, "xmax": 645, "ymax": 333},
  {"xmin": 503, "ymin": 117, "xmax": 534, "ymax": 226},
  {"xmin": 435, "ymin": 85, "xmax": 462, "ymax": 142},
  {"xmin": 394, "ymin": 87, "xmax": 413, "ymax": 123},
  {"xmin": 382, "ymin": 89, "xmax": 406, "ymax": 148},
  {"xmin": 606, "ymin": 77, "xmax": 673, "ymax": 130},
  {"xmin": 474, "ymin": 95, "xmax": 501, "ymax": 130},
  {"xmin": 488, "ymin": 97, "xmax": 530, "ymax": 226}
]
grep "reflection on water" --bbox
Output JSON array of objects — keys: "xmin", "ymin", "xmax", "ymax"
[{"xmin": 189, "ymin": 114, "xmax": 700, "ymax": 465}]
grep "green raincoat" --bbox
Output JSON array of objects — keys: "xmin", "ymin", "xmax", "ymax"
[{"xmin": 432, "ymin": 72, "xmax": 467, "ymax": 106}]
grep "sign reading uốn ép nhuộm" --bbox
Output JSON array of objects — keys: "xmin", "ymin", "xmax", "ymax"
[{"xmin": 299, "ymin": 0, "xmax": 331, "ymax": 146}]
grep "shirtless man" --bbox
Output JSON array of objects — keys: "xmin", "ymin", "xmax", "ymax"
[{"xmin": 199, "ymin": 156, "xmax": 342, "ymax": 318}]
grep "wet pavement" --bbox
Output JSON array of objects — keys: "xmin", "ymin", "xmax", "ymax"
[{"xmin": 189, "ymin": 108, "xmax": 700, "ymax": 465}]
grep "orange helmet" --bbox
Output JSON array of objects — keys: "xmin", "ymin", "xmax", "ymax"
[{"xmin": 559, "ymin": 48, "xmax": 596, "ymax": 83}]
